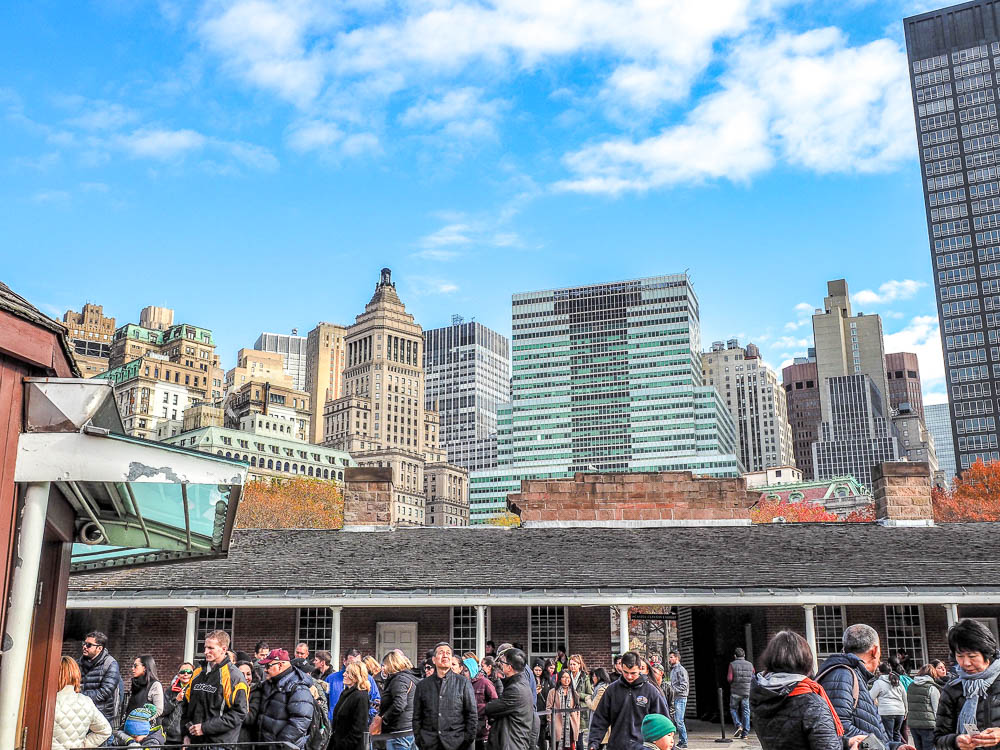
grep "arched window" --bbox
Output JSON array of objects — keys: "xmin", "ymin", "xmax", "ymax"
[
  {"xmin": 250, "ymin": 456, "xmax": 256, "ymax": 466},
  {"xmin": 267, "ymin": 459, "xmax": 273, "ymax": 469},
  {"xmin": 225, "ymin": 451, "xmax": 232, "ymax": 458},
  {"xmin": 789, "ymin": 491, "xmax": 804, "ymax": 502},
  {"xmin": 217, "ymin": 450, "xmax": 224, "ymax": 456},
  {"xmin": 323, "ymin": 469, "xmax": 329, "ymax": 479},
  {"xmin": 284, "ymin": 461, "xmax": 290, "ymax": 472},
  {"xmin": 308, "ymin": 466, "xmax": 314, "ymax": 476},
  {"xmin": 338, "ymin": 471, "xmax": 343, "ymax": 480}
]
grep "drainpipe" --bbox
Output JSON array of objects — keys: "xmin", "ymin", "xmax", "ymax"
[{"xmin": 0, "ymin": 482, "xmax": 50, "ymax": 750}]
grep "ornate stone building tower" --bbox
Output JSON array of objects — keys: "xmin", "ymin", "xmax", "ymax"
[{"xmin": 324, "ymin": 269, "xmax": 466, "ymax": 525}]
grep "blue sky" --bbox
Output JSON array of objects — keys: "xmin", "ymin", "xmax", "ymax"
[{"xmin": 1, "ymin": 0, "xmax": 948, "ymax": 402}]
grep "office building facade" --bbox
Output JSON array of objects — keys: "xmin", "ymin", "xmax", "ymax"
[
  {"xmin": 255, "ymin": 331, "xmax": 308, "ymax": 391},
  {"xmin": 811, "ymin": 280, "xmax": 899, "ymax": 490},
  {"xmin": 885, "ymin": 352, "xmax": 925, "ymax": 419},
  {"xmin": 423, "ymin": 318, "xmax": 510, "ymax": 472},
  {"xmin": 905, "ymin": 3, "xmax": 1000, "ymax": 472},
  {"xmin": 305, "ymin": 323, "xmax": 347, "ymax": 444},
  {"xmin": 925, "ymin": 401, "xmax": 959, "ymax": 485},
  {"xmin": 62, "ymin": 303, "xmax": 116, "ymax": 377},
  {"xmin": 782, "ymin": 357, "xmax": 821, "ymax": 480},
  {"xmin": 469, "ymin": 274, "xmax": 742, "ymax": 522},
  {"xmin": 702, "ymin": 339, "xmax": 795, "ymax": 473}
]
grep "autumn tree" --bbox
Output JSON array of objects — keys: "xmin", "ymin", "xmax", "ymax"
[
  {"xmin": 486, "ymin": 511, "xmax": 521, "ymax": 527},
  {"xmin": 236, "ymin": 477, "xmax": 345, "ymax": 529},
  {"xmin": 933, "ymin": 459, "xmax": 1000, "ymax": 521},
  {"xmin": 750, "ymin": 499, "xmax": 839, "ymax": 523}
]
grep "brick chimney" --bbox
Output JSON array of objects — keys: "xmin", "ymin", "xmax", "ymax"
[
  {"xmin": 343, "ymin": 467, "xmax": 392, "ymax": 527},
  {"xmin": 872, "ymin": 461, "xmax": 933, "ymax": 525},
  {"xmin": 507, "ymin": 471, "xmax": 754, "ymax": 526}
]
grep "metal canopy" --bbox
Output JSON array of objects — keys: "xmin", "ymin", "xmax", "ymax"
[{"xmin": 16, "ymin": 378, "xmax": 248, "ymax": 572}]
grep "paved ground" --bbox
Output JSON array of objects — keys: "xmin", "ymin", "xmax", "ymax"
[{"xmin": 676, "ymin": 720, "xmax": 761, "ymax": 749}]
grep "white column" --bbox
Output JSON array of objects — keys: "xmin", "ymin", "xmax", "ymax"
[
  {"xmin": 330, "ymin": 606, "xmax": 343, "ymax": 670},
  {"xmin": 803, "ymin": 605, "xmax": 818, "ymax": 674},
  {"xmin": 617, "ymin": 605, "xmax": 630, "ymax": 655},
  {"xmin": 945, "ymin": 604, "xmax": 959, "ymax": 628},
  {"xmin": 183, "ymin": 607, "xmax": 198, "ymax": 664},
  {"xmin": 0, "ymin": 482, "xmax": 50, "ymax": 750},
  {"xmin": 476, "ymin": 605, "xmax": 487, "ymax": 660}
]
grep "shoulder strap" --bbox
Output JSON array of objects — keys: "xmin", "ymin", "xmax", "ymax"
[{"xmin": 816, "ymin": 664, "xmax": 859, "ymax": 709}]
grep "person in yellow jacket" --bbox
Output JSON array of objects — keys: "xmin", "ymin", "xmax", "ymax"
[{"xmin": 182, "ymin": 630, "xmax": 249, "ymax": 746}]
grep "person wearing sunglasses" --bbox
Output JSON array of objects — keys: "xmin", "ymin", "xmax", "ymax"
[
  {"xmin": 78, "ymin": 630, "xmax": 123, "ymax": 727},
  {"xmin": 159, "ymin": 662, "xmax": 195, "ymax": 745}
]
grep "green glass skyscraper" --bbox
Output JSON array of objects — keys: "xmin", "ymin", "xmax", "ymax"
[{"xmin": 470, "ymin": 273, "xmax": 743, "ymax": 522}]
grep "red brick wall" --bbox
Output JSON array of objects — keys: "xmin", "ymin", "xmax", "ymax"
[
  {"xmin": 569, "ymin": 607, "xmax": 613, "ymax": 671},
  {"xmin": 508, "ymin": 472, "xmax": 753, "ymax": 523}
]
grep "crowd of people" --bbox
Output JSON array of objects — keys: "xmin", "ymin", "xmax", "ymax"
[{"xmin": 50, "ymin": 618, "xmax": 1000, "ymax": 750}]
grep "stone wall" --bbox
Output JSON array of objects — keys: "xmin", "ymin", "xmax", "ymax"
[
  {"xmin": 508, "ymin": 471, "xmax": 754, "ymax": 524},
  {"xmin": 343, "ymin": 466, "xmax": 392, "ymax": 526},
  {"xmin": 872, "ymin": 461, "xmax": 933, "ymax": 523}
]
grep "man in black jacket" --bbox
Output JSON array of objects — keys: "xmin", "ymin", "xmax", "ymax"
[
  {"xmin": 78, "ymin": 630, "xmax": 122, "ymax": 725},
  {"xmin": 413, "ymin": 642, "xmax": 478, "ymax": 750},
  {"xmin": 589, "ymin": 651, "xmax": 669, "ymax": 750},
  {"xmin": 485, "ymin": 648, "xmax": 536, "ymax": 750},
  {"xmin": 183, "ymin": 629, "xmax": 250, "ymax": 746},
  {"xmin": 257, "ymin": 648, "xmax": 316, "ymax": 749}
]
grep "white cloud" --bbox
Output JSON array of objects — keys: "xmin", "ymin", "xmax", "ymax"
[
  {"xmin": 400, "ymin": 88, "xmax": 505, "ymax": 139},
  {"xmin": 119, "ymin": 128, "xmax": 207, "ymax": 159},
  {"xmin": 771, "ymin": 335, "xmax": 810, "ymax": 349},
  {"xmin": 65, "ymin": 100, "xmax": 139, "ymax": 131},
  {"xmin": 883, "ymin": 314, "xmax": 944, "ymax": 393},
  {"xmin": 558, "ymin": 27, "xmax": 912, "ymax": 193},
  {"xmin": 408, "ymin": 276, "xmax": 459, "ymax": 295},
  {"xmin": 784, "ymin": 301, "xmax": 815, "ymax": 331},
  {"xmin": 80, "ymin": 182, "xmax": 109, "ymax": 192},
  {"xmin": 420, "ymin": 223, "xmax": 473, "ymax": 248},
  {"xmin": 31, "ymin": 189, "xmax": 70, "ymax": 203},
  {"xmin": 852, "ymin": 279, "xmax": 926, "ymax": 306},
  {"xmin": 287, "ymin": 120, "xmax": 342, "ymax": 152}
]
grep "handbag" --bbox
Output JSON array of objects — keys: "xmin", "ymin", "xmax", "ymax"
[{"xmin": 369, "ymin": 714, "xmax": 383, "ymax": 735}]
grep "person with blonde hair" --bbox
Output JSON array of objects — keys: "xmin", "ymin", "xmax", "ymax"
[
  {"xmin": 52, "ymin": 655, "xmax": 112, "ymax": 750},
  {"xmin": 365, "ymin": 655, "xmax": 387, "ymax": 694},
  {"xmin": 379, "ymin": 649, "xmax": 419, "ymax": 750},
  {"xmin": 333, "ymin": 662, "xmax": 372, "ymax": 750}
]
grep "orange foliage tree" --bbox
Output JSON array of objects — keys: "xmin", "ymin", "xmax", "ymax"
[
  {"xmin": 235, "ymin": 477, "xmax": 345, "ymax": 529},
  {"xmin": 749, "ymin": 499, "xmax": 875, "ymax": 523},
  {"xmin": 932, "ymin": 459, "xmax": 1000, "ymax": 521},
  {"xmin": 486, "ymin": 511, "xmax": 521, "ymax": 527}
]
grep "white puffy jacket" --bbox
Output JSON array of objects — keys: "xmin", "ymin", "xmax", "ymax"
[{"xmin": 51, "ymin": 685, "xmax": 112, "ymax": 750}]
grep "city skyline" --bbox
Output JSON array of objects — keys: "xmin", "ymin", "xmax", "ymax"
[{"xmin": 3, "ymin": 1, "xmax": 946, "ymax": 407}]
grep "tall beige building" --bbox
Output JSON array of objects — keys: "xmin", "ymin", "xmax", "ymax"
[
  {"xmin": 324, "ymin": 268, "xmax": 464, "ymax": 526},
  {"xmin": 226, "ymin": 348, "xmax": 294, "ymax": 392},
  {"xmin": 813, "ymin": 280, "xmax": 892, "ymax": 423},
  {"xmin": 702, "ymin": 339, "xmax": 795, "ymax": 472},
  {"xmin": 305, "ymin": 323, "xmax": 347, "ymax": 444},
  {"xmin": 62, "ymin": 303, "xmax": 116, "ymax": 376}
]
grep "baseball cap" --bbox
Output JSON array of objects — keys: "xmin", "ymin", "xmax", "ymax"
[{"xmin": 259, "ymin": 648, "xmax": 290, "ymax": 665}]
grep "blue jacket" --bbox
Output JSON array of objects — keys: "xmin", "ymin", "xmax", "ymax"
[
  {"xmin": 816, "ymin": 654, "xmax": 895, "ymax": 748},
  {"xmin": 258, "ymin": 665, "xmax": 316, "ymax": 749},
  {"xmin": 326, "ymin": 669, "xmax": 381, "ymax": 722}
]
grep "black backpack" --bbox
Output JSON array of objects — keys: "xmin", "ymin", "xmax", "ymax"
[{"xmin": 305, "ymin": 679, "xmax": 332, "ymax": 750}]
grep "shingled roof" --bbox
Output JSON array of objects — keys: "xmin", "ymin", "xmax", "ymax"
[{"xmin": 67, "ymin": 523, "xmax": 1000, "ymax": 602}]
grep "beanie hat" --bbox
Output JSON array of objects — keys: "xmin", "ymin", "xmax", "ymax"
[
  {"xmin": 641, "ymin": 713, "xmax": 676, "ymax": 742},
  {"xmin": 463, "ymin": 658, "xmax": 480, "ymax": 680},
  {"xmin": 124, "ymin": 704, "xmax": 156, "ymax": 737}
]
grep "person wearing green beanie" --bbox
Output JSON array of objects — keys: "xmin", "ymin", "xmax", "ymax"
[{"xmin": 641, "ymin": 713, "xmax": 676, "ymax": 750}]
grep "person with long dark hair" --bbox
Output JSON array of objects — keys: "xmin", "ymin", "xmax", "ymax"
[
  {"xmin": 543, "ymin": 660, "xmax": 558, "ymax": 688},
  {"xmin": 870, "ymin": 661, "xmax": 907, "ymax": 743},
  {"xmin": 546, "ymin": 668, "xmax": 580, "ymax": 750},
  {"xmin": 750, "ymin": 630, "xmax": 862, "ymax": 750},
  {"xmin": 126, "ymin": 655, "xmax": 163, "ymax": 718},
  {"xmin": 534, "ymin": 659, "xmax": 551, "ymax": 750},
  {"xmin": 587, "ymin": 669, "xmax": 611, "ymax": 750}
]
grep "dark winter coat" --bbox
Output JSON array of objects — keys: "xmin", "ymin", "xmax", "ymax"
[
  {"xmin": 586, "ymin": 674, "xmax": 669, "ymax": 750},
  {"xmin": 749, "ymin": 674, "xmax": 845, "ymax": 750},
  {"xmin": 79, "ymin": 648, "xmax": 123, "ymax": 723},
  {"xmin": 181, "ymin": 656, "xmax": 249, "ymax": 745},
  {"xmin": 485, "ymin": 671, "xmax": 537, "ymax": 750},
  {"xmin": 159, "ymin": 690, "xmax": 186, "ymax": 744},
  {"xmin": 816, "ymin": 654, "xmax": 891, "ymax": 747},
  {"xmin": 728, "ymin": 658, "xmax": 754, "ymax": 698},
  {"xmin": 412, "ymin": 669, "xmax": 478, "ymax": 750},
  {"xmin": 257, "ymin": 665, "xmax": 315, "ymax": 749},
  {"xmin": 934, "ymin": 671, "xmax": 1000, "ymax": 749},
  {"xmin": 332, "ymin": 685, "xmax": 370, "ymax": 750},
  {"xmin": 381, "ymin": 669, "xmax": 419, "ymax": 734},
  {"xmin": 239, "ymin": 683, "xmax": 262, "ymax": 742},
  {"xmin": 471, "ymin": 673, "xmax": 498, "ymax": 741}
]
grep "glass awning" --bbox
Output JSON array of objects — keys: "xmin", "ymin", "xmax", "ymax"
[{"xmin": 15, "ymin": 378, "xmax": 248, "ymax": 572}]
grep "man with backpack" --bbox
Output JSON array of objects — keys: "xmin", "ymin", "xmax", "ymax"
[
  {"xmin": 257, "ymin": 648, "xmax": 317, "ymax": 749},
  {"xmin": 183, "ymin": 629, "xmax": 249, "ymax": 746},
  {"xmin": 816, "ymin": 624, "xmax": 916, "ymax": 750}
]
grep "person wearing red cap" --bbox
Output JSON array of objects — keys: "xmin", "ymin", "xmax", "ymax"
[{"xmin": 257, "ymin": 648, "xmax": 316, "ymax": 749}]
